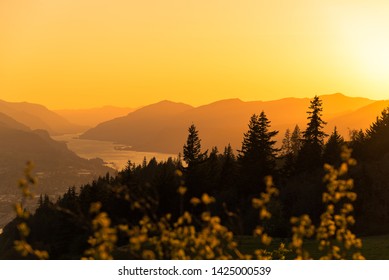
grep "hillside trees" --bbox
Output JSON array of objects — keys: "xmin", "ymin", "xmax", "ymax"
[
  {"xmin": 280, "ymin": 125, "xmax": 302, "ymax": 177},
  {"xmin": 323, "ymin": 127, "xmax": 344, "ymax": 165},
  {"xmin": 365, "ymin": 107, "xmax": 389, "ymax": 159}
]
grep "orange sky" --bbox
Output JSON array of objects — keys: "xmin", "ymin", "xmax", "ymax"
[{"xmin": 1, "ymin": 1, "xmax": 389, "ymax": 109}]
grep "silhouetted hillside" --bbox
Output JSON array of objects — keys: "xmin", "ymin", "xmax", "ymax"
[
  {"xmin": 0, "ymin": 125, "xmax": 114, "ymax": 194},
  {"xmin": 0, "ymin": 113, "xmax": 29, "ymax": 131},
  {"xmin": 0, "ymin": 124, "xmax": 114, "ymax": 227},
  {"xmin": 0, "ymin": 100, "xmax": 85, "ymax": 135},
  {"xmin": 327, "ymin": 100, "xmax": 389, "ymax": 136},
  {"xmin": 80, "ymin": 94, "xmax": 376, "ymax": 154},
  {"xmin": 80, "ymin": 100, "xmax": 194, "ymax": 151}
]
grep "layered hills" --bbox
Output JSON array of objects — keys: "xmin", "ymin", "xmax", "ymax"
[
  {"xmin": 80, "ymin": 93, "xmax": 382, "ymax": 154},
  {"xmin": 0, "ymin": 118, "xmax": 114, "ymax": 194},
  {"xmin": 0, "ymin": 100, "xmax": 85, "ymax": 135},
  {"xmin": 0, "ymin": 110, "xmax": 114, "ymax": 228}
]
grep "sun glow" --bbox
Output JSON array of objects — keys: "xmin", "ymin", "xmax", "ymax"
[
  {"xmin": 352, "ymin": 23, "xmax": 389, "ymax": 82},
  {"xmin": 329, "ymin": 3, "xmax": 389, "ymax": 100}
]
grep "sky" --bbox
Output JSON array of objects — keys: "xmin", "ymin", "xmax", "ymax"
[{"xmin": 1, "ymin": 0, "xmax": 389, "ymax": 109}]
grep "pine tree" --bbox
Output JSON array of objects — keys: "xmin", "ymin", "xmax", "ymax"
[
  {"xmin": 366, "ymin": 107, "xmax": 389, "ymax": 138},
  {"xmin": 303, "ymin": 96, "xmax": 327, "ymax": 146},
  {"xmin": 364, "ymin": 107, "xmax": 389, "ymax": 158},
  {"xmin": 223, "ymin": 144, "xmax": 235, "ymax": 161},
  {"xmin": 291, "ymin": 125, "xmax": 302, "ymax": 156},
  {"xmin": 297, "ymin": 96, "xmax": 327, "ymax": 170},
  {"xmin": 280, "ymin": 128, "xmax": 292, "ymax": 157},
  {"xmin": 183, "ymin": 124, "xmax": 207, "ymax": 168},
  {"xmin": 280, "ymin": 125, "xmax": 301, "ymax": 177},
  {"xmin": 323, "ymin": 127, "xmax": 344, "ymax": 165},
  {"xmin": 349, "ymin": 129, "xmax": 366, "ymax": 159},
  {"xmin": 238, "ymin": 111, "xmax": 278, "ymax": 193}
]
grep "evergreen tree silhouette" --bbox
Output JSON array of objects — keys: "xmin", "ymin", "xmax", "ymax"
[
  {"xmin": 297, "ymin": 96, "xmax": 327, "ymax": 170},
  {"xmin": 280, "ymin": 125, "xmax": 302, "ymax": 177},
  {"xmin": 365, "ymin": 107, "xmax": 389, "ymax": 159},
  {"xmin": 280, "ymin": 128, "xmax": 292, "ymax": 157},
  {"xmin": 183, "ymin": 124, "xmax": 207, "ymax": 168},
  {"xmin": 323, "ymin": 127, "xmax": 344, "ymax": 165},
  {"xmin": 291, "ymin": 125, "xmax": 302, "ymax": 156},
  {"xmin": 238, "ymin": 111, "xmax": 278, "ymax": 194}
]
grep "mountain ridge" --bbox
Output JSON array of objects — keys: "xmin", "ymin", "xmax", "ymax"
[
  {"xmin": 79, "ymin": 93, "xmax": 379, "ymax": 154},
  {"xmin": 0, "ymin": 100, "xmax": 85, "ymax": 135},
  {"xmin": 55, "ymin": 106, "xmax": 135, "ymax": 128}
]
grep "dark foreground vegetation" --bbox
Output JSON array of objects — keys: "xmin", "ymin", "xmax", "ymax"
[{"xmin": 1, "ymin": 96, "xmax": 389, "ymax": 259}]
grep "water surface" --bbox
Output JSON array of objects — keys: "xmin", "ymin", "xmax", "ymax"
[{"xmin": 53, "ymin": 134, "xmax": 177, "ymax": 170}]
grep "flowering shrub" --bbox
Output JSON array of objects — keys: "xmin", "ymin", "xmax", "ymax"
[
  {"xmin": 290, "ymin": 146, "xmax": 364, "ymax": 260},
  {"xmin": 14, "ymin": 161, "xmax": 49, "ymax": 260}
]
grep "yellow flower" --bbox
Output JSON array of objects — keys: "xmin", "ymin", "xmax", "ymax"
[
  {"xmin": 201, "ymin": 193, "xmax": 215, "ymax": 205},
  {"xmin": 89, "ymin": 202, "xmax": 102, "ymax": 213},
  {"xmin": 190, "ymin": 197, "xmax": 201, "ymax": 206},
  {"xmin": 177, "ymin": 186, "xmax": 187, "ymax": 196}
]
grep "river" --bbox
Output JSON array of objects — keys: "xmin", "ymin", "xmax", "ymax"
[{"xmin": 52, "ymin": 134, "xmax": 177, "ymax": 170}]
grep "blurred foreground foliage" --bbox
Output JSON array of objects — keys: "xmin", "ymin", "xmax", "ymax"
[{"xmin": 1, "ymin": 147, "xmax": 363, "ymax": 260}]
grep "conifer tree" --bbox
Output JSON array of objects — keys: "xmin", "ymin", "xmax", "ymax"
[
  {"xmin": 323, "ymin": 127, "xmax": 344, "ymax": 165},
  {"xmin": 303, "ymin": 96, "xmax": 327, "ymax": 146},
  {"xmin": 297, "ymin": 96, "xmax": 327, "ymax": 170},
  {"xmin": 365, "ymin": 107, "xmax": 389, "ymax": 158},
  {"xmin": 223, "ymin": 144, "xmax": 235, "ymax": 161},
  {"xmin": 183, "ymin": 124, "xmax": 207, "ymax": 168},
  {"xmin": 280, "ymin": 126, "xmax": 301, "ymax": 177},
  {"xmin": 280, "ymin": 128, "xmax": 292, "ymax": 157},
  {"xmin": 349, "ymin": 129, "xmax": 366, "ymax": 158},
  {"xmin": 281, "ymin": 125, "xmax": 301, "ymax": 158},
  {"xmin": 238, "ymin": 111, "xmax": 278, "ymax": 193},
  {"xmin": 291, "ymin": 125, "xmax": 302, "ymax": 156}
]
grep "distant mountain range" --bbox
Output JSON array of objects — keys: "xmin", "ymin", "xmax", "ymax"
[
  {"xmin": 0, "ymin": 112, "xmax": 30, "ymax": 131},
  {"xmin": 55, "ymin": 106, "xmax": 134, "ymax": 128},
  {"xmin": 0, "ymin": 118, "xmax": 114, "ymax": 194},
  {"xmin": 2, "ymin": 93, "xmax": 388, "ymax": 157},
  {"xmin": 80, "ymin": 93, "xmax": 386, "ymax": 154},
  {"xmin": 0, "ymin": 102, "xmax": 116, "ymax": 228},
  {"xmin": 0, "ymin": 100, "xmax": 85, "ymax": 135}
]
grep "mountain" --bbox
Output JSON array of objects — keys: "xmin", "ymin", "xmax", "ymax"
[
  {"xmin": 80, "ymin": 93, "xmax": 378, "ymax": 154},
  {"xmin": 0, "ymin": 100, "xmax": 85, "ymax": 135},
  {"xmin": 319, "ymin": 93, "xmax": 374, "ymax": 117},
  {"xmin": 0, "ymin": 123, "xmax": 114, "ymax": 228},
  {"xmin": 80, "ymin": 100, "xmax": 194, "ymax": 148},
  {"xmin": 0, "ymin": 124, "xmax": 114, "ymax": 193},
  {"xmin": 327, "ymin": 100, "xmax": 389, "ymax": 136},
  {"xmin": 0, "ymin": 112, "xmax": 30, "ymax": 131},
  {"xmin": 55, "ymin": 106, "xmax": 134, "ymax": 128}
]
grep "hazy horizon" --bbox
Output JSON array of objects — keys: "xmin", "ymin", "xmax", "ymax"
[
  {"xmin": 0, "ymin": 92, "xmax": 385, "ymax": 111},
  {"xmin": 2, "ymin": 1, "xmax": 389, "ymax": 109}
]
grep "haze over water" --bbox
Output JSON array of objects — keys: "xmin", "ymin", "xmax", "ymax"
[{"xmin": 53, "ymin": 134, "xmax": 176, "ymax": 170}]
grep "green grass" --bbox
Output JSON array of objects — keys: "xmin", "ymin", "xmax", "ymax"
[{"xmin": 236, "ymin": 234, "xmax": 389, "ymax": 260}]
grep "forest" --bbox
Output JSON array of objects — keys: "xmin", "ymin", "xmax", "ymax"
[{"xmin": 1, "ymin": 95, "xmax": 389, "ymax": 260}]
